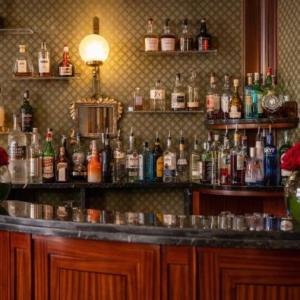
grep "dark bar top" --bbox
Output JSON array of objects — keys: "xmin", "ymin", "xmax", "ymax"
[{"xmin": 0, "ymin": 215, "xmax": 299, "ymax": 250}]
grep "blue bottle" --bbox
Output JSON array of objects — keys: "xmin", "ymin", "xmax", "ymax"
[
  {"xmin": 143, "ymin": 142, "xmax": 155, "ymax": 182},
  {"xmin": 263, "ymin": 131, "xmax": 277, "ymax": 186}
]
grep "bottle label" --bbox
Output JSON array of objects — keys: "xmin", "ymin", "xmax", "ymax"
[
  {"xmin": 17, "ymin": 60, "xmax": 27, "ymax": 73},
  {"xmin": 57, "ymin": 162, "xmax": 68, "ymax": 182},
  {"xmin": 9, "ymin": 142, "xmax": 26, "ymax": 160},
  {"xmin": 171, "ymin": 93, "xmax": 186, "ymax": 109},
  {"xmin": 198, "ymin": 38, "xmax": 209, "ymax": 51},
  {"xmin": 72, "ymin": 152, "xmax": 86, "ymax": 172},
  {"xmin": 164, "ymin": 154, "xmax": 176, "ymax": 170},
  {"xmin": 256, "ymin": 93, "xmax": 263, "ymax": 114},
  {"xmin": 59, "ymin": 66, "xmax": 73, "ymax": 76},
  {"xmin": 156, "ymin": 156, "xmax": 164, "ymax": 177},
  {"xmin": 30, "ymin": 158, "xmax": 40, "ymax": 177},
  {"xmin": 237, "ymin": 154, "xmax": 244, "ymax": 171},
  {"xmin": 206, "ymin": 95, "xmax": 215, "ymax": 112},
  {"xmin": 42, "ymin": 156, "xmax": 54, "ymax": 179},
  {"xmin": 221, "ymin": 95, "xmax": 230, "ymax": 113},
  {"xmin": 229, "ymin": 106, "xmax": 241, "ymax": 119},
  {"xmin": 245, "ymin": 95, "xmax": 252, "ymax": 105},
  {"xmin": 134, "ymin": 95, "xmax": 143, "ymax": 106},
  {"xmin": 39, "ymin": 59, "xmax": 50, "ymax": 74},
  {"xmin": 138, "ymin": 154, "xmax": 144, "ymax": 180},
  {"xmin": 161, "ymin": 38, "xmax": 175, "ymax": 51},
  {"xmin": 150, "ymin": 89, "xmax": 165, "ymax": 100},
  {"xmin": 126, "ymin": 154, "xmax": 139, "ymax": 169},
  {"xmin": 21, "ymin": 113, "xmax": 32, "ymax": 130},
  {"xmin": 187, "ymin": 101, "xmax": 200, "ymax": 108},
  {"xmin": 145, "ymin": 38, "xmax": 159, "ymax": 51},
  {"xmin": 114, "ymin": 151, "xmax": 125, "ymax": 160}
]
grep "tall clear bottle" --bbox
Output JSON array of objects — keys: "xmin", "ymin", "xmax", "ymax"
[
  {"xmin": 28, "ymin": 128, "xmax": 42, "ymax": 183},
  {"xmin": 163, "ymin": 132, "xmax": 177, "ymax": 183},
  {"xmin": 220, "ymin": 134, "xmax": 231, "ymax": 185},
  {"xmin": 8, "ymin": 114, "xmax": 28, "ymax": 184},
  {"xmin": 143, "ymin": 141, "xmax": 155, "ymax": 182},
  {"xmin": 179, "ymin": 18, "xmax": 193, "ymax": 51},
  {"xmin": 190, "ymin": 136, "xmax": 201, "ymax": 182},
  {"xmin": 126, "ymin": 128, "xmax": 139, "ymax": 183},
  {"xmin": 245, "ymin": 147, "xmax": 258, "ymax": 186},
  {"xmin": 206, "ymin": 73, "xmax": 220, "ymax": 119},
  {"xmin": 87, "ymin": 140, "xmax": 101, "ymax": 183},
  {"xmin": 252, "ymin": 72, "xmax": 264, "ymax": 118},
  {"xmin": 244, "ymin": 73, "xmax": 254, "ymax": 119},
  {"xmin": 153, "ymin": 133, "xmax": 164, "ymax": 182},
  {"xmin": 171, "ymin": 73, "xmax": 186, "ymax": 111},
  {"xmin": 176, "ymin": 131, "xmax": 188, "ymax": 182},
  {"xmin": 101, "ymin": 130, "xmax": 113, "ymax": 183},
  {"xmin": 150, "ymin": 80, "xmax": 166, "ymax": 111},
  {"xmin": 20, "ymin": 90, "xmax": 33, "ymax": 132},
  {"xmin": 113, "ymin": 130, "xmax": 126, "ymax": 183},
  {"xmin": 187, "ymin": 71, "xmax": 200, "ymax": 111},
  {"xmin": 220, "ymin": 74, "xmax": 231, "ymax": 119},
  {"xmin": 200, "ymin": 142, "xmax": 212, "ymax": 184},
  {"xmin": 229, "ymin": 79, "xmax": 243, "ymax": 119},
  {"xmin": 211, "ymin": 134, "xmax": 221, "ymax": 185},
  {"xmin": 71, "ymin": 133, "xmax": 87, "ymax": 180},
  {"xmin": 144, "ymin": 18, "xmax": 159, "ymax": 52},
  {"xmin": 38, "ymin": 41, "xmax": 51, "ymax": 77},
  {"xmin": 42, "ymin": 128, "xmax": 55, "ymax": 183}
]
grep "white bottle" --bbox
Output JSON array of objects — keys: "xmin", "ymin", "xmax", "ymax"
[
  {"xmin": 29, "ymin": 128, "xmax": 43, "ymax": 183},
  {"xmin": 38, "ymin": 41, "xmax": 50, "ymax": 76}
]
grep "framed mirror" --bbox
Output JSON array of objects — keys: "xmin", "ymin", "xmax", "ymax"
[{"xmin": 70, "ymin": 97, "xmax": 123, "ymax": 138}]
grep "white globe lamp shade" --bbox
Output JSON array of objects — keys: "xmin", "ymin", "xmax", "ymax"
[{"xmin": 79, "ymin": 34, "xmax": 109, "ymax": 64}]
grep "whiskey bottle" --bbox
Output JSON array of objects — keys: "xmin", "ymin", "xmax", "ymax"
[
  {"xmin": 283, "ymin": 95, "xmax": 298, "ymax": 118},
  {"xmin": 160, "ymin": 18, "xmax": 176, "ymax": 52},
  {"xmin": 29, "ymin": 128, "xmax": 42, "ymax": 184},
  {"xmin": 171, "ymin": 73, "xmax": 186, "ymax": 111},
  {"xmin": 20, "ymin": 90, "xmax": 33, "ymax": 132},
  {"xmin": 220, "ymin": 74, "xmax": 231, "ymax": 119},
  {"xmin": 206, "ymin": 73, "xmax": 220, "ymax": 119},
  {"xmin": 133, "ymin": 87, "xmax": 144, "ymax": 111},
  {"xmin": 87, "ymin": 140, "xmax": 101, "ymax": 183},
  {"xmin": 144, "ymin": 18, "xmax": 159, "ymax": 52},
  {"xmin": 150, "ymin": 80, "xmax": 166, "ymax": 111},
  {"xmin": 101, "ymin": 131, "xmax": 113, "ymax": 183},
  {"xmin": 187, "ymin": 71, "xmax": 200, "ymax": 111},
  {"xmin": 163, "ymin": 132, "xmax": 177, "ymax": 183},
  {"xmin": 126, "ymin": 128, "xmax": 139, "ymax": 183},
  {"xmin": 196, "ymin": 18, "xmax": 211, "ymax": 51},
  {"xmin": 179, "ymin": 18, "xmax": 193, "ymax": 51},
  {"xmin": 230, "ymin": 130, "xmax": 245, "ymax": 185},
  {"xmin": 0, "ymin": 87, "xmax": 5, "ymax": 130},
  {"xmin": 264, "ymin": 128, "xmax": 277, "ymax": 186},
  {"xmin": 38, "ymin": 41, "xmax": 51, "ymax": 77},
  {"xmin": 56, "ymin": 146, "xmax": 69, "ymax": 182},
  {"xmin": 229, "ymin": 79, "xmax": 242, "ymax": 119},
  {"xmin": 244, "ymin": 73, "xmax": 254, "ymax": 119},
  {"xmin": 190, "ymin": 136, "xmax": 201, "ymax": 182},
  {"xmin": 153, "ymin": 132, "xmax": 164, "ymax": 182},
  {"xmin": 278, "ymin": 130, "xmax": 292, "ymax": 186},
  {"xmin": 71, "ymin": 133, "xmax": 87, "ymax": 180},
  {"xmin": 58, "ymin": 46, "xmax": 74, "ymax": 77},
  {"xmin": 113, "ymin": 130, "xmax": 126, "ymax": 183},
  {"xmin": 42, "ymin": 129, "xmax": 55, "ymax": 183},
  {"xmin": 176, "ymin": 131, "xmax": 188, "ymax": 182},
  {"xmin": 13, "ymin": 45, "xmax": 34, "ymax": 77},
  {"xmin": 252, "ymin": 73, "xmax": 264, "ymax": 118}
]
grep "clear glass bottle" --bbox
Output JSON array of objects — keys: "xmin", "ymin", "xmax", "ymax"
[
  {"xmin": 87, "ymin": 140, "xmax": 101, "ymax": 183},
  {"xmin": 144, "ymin": 18, "xmax": 159, "ymax": 52},
  {"xmin": 279, "ymin": 130, "xmax": 292, "ymax": 186},
  {"xmin": 160, "ymin": 18, "xmax": 176, "ymax": 51},
  {"xmin": 133, "ymin": 87, "xmax": 144, "ymax": 111},
  {"xmin": 220, "ymin": 74, "xmax": 231, "ymax": 119},
  {"xmin": 56, "ymin": 146, "xmax": 69, "ymax": 182},
  {"xmin": 126, "ymin": 128, "xmax": 139, "ymax": 183},
  {"xmin": 71, "ymin": 133, "xmax": 87, "ymax": 180},
  {"xmin": 190, "ymin": 136, "xmax": 201, "ymax": 182},
  {"xmin": 255, "ymin": 140, "xmax": 264, "ymax": 185},
  {"xmin": 139, "ymin": 143, "xmax": 146, "ymax": 182},
  {"xmin": 0, "ymin": 87, "xmax": 5, "ymax": 130},
  {"xmin": 42, "ymin": 128, "xmax": 55, "ymax": 183},
  {"xmin": 113, "ymin": 130, "xmax": 126, "ymax": 183},
  {"xmin": 28, "ymin": 128, "xmax": 42, "ymax": 184},
  {"xmin": 101, "ymin": 131, "xmax": 113, "ymax": 183},
  {"xmin": 171, "ymin": 73, "xmax": 186, "ymax": 111},
  {"xmin": 211, "ymin": 134, "xmax": 221, "ymax": 185},
  {"xmin": 179, "ymin": 18, "xmax": 193, "ymax": 51},
  {"xmin": 244, "ymin": 73, "xmax": 254, "ymax": 119},
  {"xmin": 187, "ymin": 71, "xmax": 200, "ymax": 111},
  {"xmin": 196, "ymin": 18, "xmax": 211, "ymax": 51},
  {"xmin": 245, "ymin": 147, "xmax": 258, "ymax": 186},
  {"xmin": 20, "ymin": 90, "xmax": 33, "ymax": 132},
  {"xmin": 206, "ymin": 73, "xmax": 220, "ymax": 119},
  {"xmin": 230, "ymin": 130, "xmax": 245, "ymax": 185},
  {"xmin": 200, "ymin": 142, "xmax": 212, "ymax": 184},
  {"xmin": 229, "ymin": 79, "xmax": 242, "ymax": 119},
  {"xmin": 8, "ymin": 114, "xmax": 28, "ymax": 184},
  {"xmin": 220, "ymin": 135, "xmax": 231, "ymax": 185},
  {"xmin": 176, "ymin": 131, "xmax": 188, "ymax": 182},
  {"xmin": 38, "ymin": 41, "xmax": 51, "ymax": 77},
  {"xmin": 58, "ymin": 46, "xmax": 74, "ymax": 77},
  {"xmin": 163, "ymin": 132, "xmax": 177, "ymax": 183},
  {"xmin": 13, "ymin": 45, "xmax": 34, "ymax": 77},
  {"xmin": 150, "ymin": 80, "xmax": 166, "ymax": 111},
  {"xmin": 252, "ymin": 72, "xmax": 264, "ymax": 118}
]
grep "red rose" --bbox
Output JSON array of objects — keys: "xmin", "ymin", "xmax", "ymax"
[
  {"xmin": 0, "ymin": 147, "xmax": 8, "ymax": 166},
  {"xmin": 282, "ymin": 143, "xmax": 300, "ymax": 171}
]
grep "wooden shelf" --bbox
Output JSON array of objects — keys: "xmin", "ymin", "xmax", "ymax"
[
  {"xmin": 0, "ymin": 28, "xmax": 34, "ymax": 35},
  {"xmin": 206, "ymin": 117, "xmax": 299, "ymax": 130},
  {"xmin": 141, "ymin": 49, "xmax": 217, "ymax": 56},
  {"xmin": 12, "ymin": 74, "xmax": 80, "ymax": 81}
]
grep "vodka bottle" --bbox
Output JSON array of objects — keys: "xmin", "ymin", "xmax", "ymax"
[
  {"xmin": 126, "ymin": 128, "xmax": 139, "ymax": 183},
  {"xmin": 163, "ymin": 132, "xmax": 177, "ymax": 183},
  {"xmin": 28, "ymin": 128, "xmax": 42, "ymax": 183},
  {"xmin": 176, "ymin": 131, "xmax": 188, "ymax": 182}
]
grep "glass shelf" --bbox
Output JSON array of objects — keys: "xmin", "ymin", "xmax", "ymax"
[
  {"xmin": 141, "ymin": 49, "xmax": 217, "ymax": 56},
  {"xmin": 12, "ymin": 74, "xmax": 80, "ymax": 81},
  {"xmin": 0, "ymin": 28, "xmax": 34, "ymax": 35},
  {"xmin": 127, "ymin": 110, "xmax": 204, "ymax": 114}
]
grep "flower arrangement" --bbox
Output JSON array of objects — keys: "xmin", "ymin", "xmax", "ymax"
[
  {"xmin": 0, "ymin": 147, "xmax": 8, "ymax": 167},
  {"xmin": 281, "ymin": 143, "xmax": 300, "ymax": 171}
]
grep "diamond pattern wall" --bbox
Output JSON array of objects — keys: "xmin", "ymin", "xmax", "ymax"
[{"xmin": 0, "ymin": 0, "xmax": 242, "ymax": 214}]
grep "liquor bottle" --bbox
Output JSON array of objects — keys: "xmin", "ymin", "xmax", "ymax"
[
  {"xmin": 171, "ymin": 73, "xmax": 186, "ymax": 111},
  {"xmin": 87, "ymin": 140, "xmax": 101, "ymax": 183},
  {"xmin": 264, "ymin": 128, "xmax": 277, "ymax": 186},
  {"xmin": 139, "ymin": 143, "xmax": 146, "ymax": 182},
  {"xmin": 196, "ymin": 18, "xmax": 211, "ymax": 51},
  {"xmin": 179, "ymin": 18, "xmax": 193, "ymax": 51},
  {"xmin": 190, "ymin": 136, "xmax": 201, "ymax": 182},
  {"xmin": 20, "ymin": 90, "xmax": 33, "ymax": 132},
  {"xmin": 0, "ymin": 87, "xmax": 5, "ymax": 130},
  {"xmin": 245, "ymin": 147, "xmax": 258, "ymax": 186},
  {"xmin": 220, "ymin": 74, "xmax": 231, "ymax": 119},
  {"xmin": 58, "ymin": 46, "xmax": 74, "ymax": 77},
  {"xmin": 230, "ymin": 129, "xmax": 245, "ymax": 185},
  {"xmin": 13, "ymin": 45, "xmax": 34, "ymax": 77},
  {"xmin": 279, "ymin": 130, "xmax": 292, "ymax": 186},
  {"xmin": 153, "ymin": 133, "xmax": 164, "ymax": 182},
  {"xmin": 143, "ymin": 141, "xmax": 155, "ymax": 182},
  {"xmin": 8, "ymin": 114, "xmax": 28, "ymax": 184},
  {"xmin": 38, "ymin": 41, "xmax": 51, "ymax": 77},
  {"xmin": 200, "ymin": 142, "xmax": 212, "ymax": 184},
  {"xmin": 211, "ymin": 134, "xmax": 221, "ymax": 185},
  {"xmin": 28, "ymin": 128, "xmax": 42, "ymax": 184},
  {"xmin": 160, "ymin": 18, "xmax": 176, "ymax": 52},
  {"xmin": 133, "ymin": 87, "xmax": 144, "ymax": 111},
  {"xmin": 206, "ymin": 73, "xmax": 220, "ymax": 119},
  {"xmin": 126, "ymin": 128, "xmax": 139, "ymax": 183},
  {"xmin": 283, "ymin": 95, "xmax": 298, "ymax": 118},
  {"xmin": 163, "ymin": 132, "xmax": 177, "ymax": 183},
  {"xmin": 244, "ymin": 73, "xmax": 254, "ymax": 119},
  {"xmin": 101, "ymin": 131, "xmax": 113, "ymax": 183},
  {"xmin": 113, "ymin": 130, "xmax": 126, "ymax": 183},
  {"xmin": 187, "ymin": 71, "xmax": 200, "ymax": 111},
  {"xmin": 252, "ymin": 72, "xmax": 264, "ymax": 118},
  {"xmin": 56, "ymin": 146, "xmax": 69, "ymax": 182},
  {"xmin": 144, "ymin": 18, "xmax": 159, "ymax": 52},
  {"xmin": 255, "ymin": 135, "xmax": 264, "ymax": 185},
  {"xmin": 42, "ymin": 128, "xmax": 55, "ymax": 183},
  {"xmin": 176, "ymin": 131, "xmax": 188, "ymax": 182},
  {"xmin": 220, "ymin": 132, "xmax": 231, "ymax": 185},
  {"xmin": 264, "ymin": 67, "xmax": 273, "ymax": 90},
  {"xmin": 229, "ymin": 79, "xmax": 242, "ymax": 119},
  {"xmin": 150, "ymin": 80, "xmax": 166, "ymax": 111},
  {"xmin": 71, "ymin": 133, "xmax": 87, "ymax": 180}
]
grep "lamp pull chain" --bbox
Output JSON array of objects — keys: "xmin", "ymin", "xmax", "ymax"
[{"xmin": 93, "ymin": 16, "xmax": 100, "ymax": 34}]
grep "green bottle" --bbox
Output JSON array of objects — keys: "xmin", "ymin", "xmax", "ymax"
[
  {"xmin": 20, "ymin": 90, "xmax": 33, "ymax": 132},
  {"xmin": 279, "ymin": 130, "xmax": 292, "ymax": 186},
  {"xmin": 42, "ymin": 128, "xmax": 55, "ymax": 182},
  {"xmin": 252, "ymin": 73, "xmax": 264, "ymax": 118}
]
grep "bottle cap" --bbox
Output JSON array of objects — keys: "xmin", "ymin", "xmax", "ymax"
[
  {"xmin": 19, "ymin": 45, "xmax": 26, "ymax": 53},
  {"xmin": 233, "ymin": 79, "xmax": 239, "ymax": 87},
  {"xmin": 63, "ymin": 46, "xmax": 69, "ymax": 52},
  {"xmin": 249, "ymin": 147, "xmax": 256, "ymax": 158}
]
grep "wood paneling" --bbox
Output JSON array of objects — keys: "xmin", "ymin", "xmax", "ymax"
[
  {"xmin": 0, "ymin": 231, "xmax": 10, "ymax": 300},
  {"xmin": 33, "ymin": 236, "xmax": 160, "ymax": 300},
  {"xmin": 161, "ymin": 246, "xmax": 196, "ymax": 300},
  {"xmin": 199, "ymin": 247, "xmax": 300, "ymax": 300}
]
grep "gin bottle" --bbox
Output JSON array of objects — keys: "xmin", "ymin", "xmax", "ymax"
[
  {"xmin": 190, "ymin": 136, "xmax": 201, "ymax": 182},
  {"xmin": 171, "ymin": 73, "xmax": 186, "ymax": 111},
  {"xmin": 220, "ymin": 74, "xmax": 231, "ymax": 119},
  {"xmin": 229, "ymin": 79, "xmax": 242, "ymax": 119},
  {"xmin": 126, "ymin": 128, "xmax": 139, "ymax": 183},
  {"xmin": 163, "ymin": 132, "xmax": 177, "ymax": 183},
  {"xmin": 252, "ymin": 73, "xmax": 264, "ymax": 118},
  {"xmin": 8, "ymin": 114, "xmax": 28, "ymax": 184},
  {"xmin": 187, "ymin": 71, "xmax": 200, "ymax": 111},
  {"xmin": 28, "ymin": 128, "xmax": 42, "ymax": 183},
  {"xmin": 150, "ymin": 80, "xmax": 166, "ymax": 111},
  {"xmin": 176, "ymin": 131, "xmax": 188, "ymax": 182},
  {"xmin": 143, "ymin": 141, "xmax": 155, "ymax": 182},
  {"xmin": 179, "ymin": 18, "xmax": 193, "ymax": 51},
  {"xmin": 244, "ymin": 73, "xmax": 254, "ymax": 119}
]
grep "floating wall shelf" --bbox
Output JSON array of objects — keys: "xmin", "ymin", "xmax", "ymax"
[
  {"xmin": 141, "ymin": 49, "xmax": 217, "ymax": 56},
  {"xmin": 0, "ymin": 28, "xmax": 34, "ymax": 35}
]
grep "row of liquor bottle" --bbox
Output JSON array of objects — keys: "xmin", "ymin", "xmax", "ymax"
[
  {"xmin": 7, "ymin": 115, "xmax": 291, "ymax": 186},
  {"xmin": 13, "ymin": 43, "xmax": 75, "ymax": 77},
  {"xmin": 144, "ymin": 18, "xmax": 212, "ymax": 52}
]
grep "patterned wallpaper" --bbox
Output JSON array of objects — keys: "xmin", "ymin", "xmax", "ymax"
[{"xmin": 0, "ymin": 0, "xmax": 242, "ymax": 213}]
